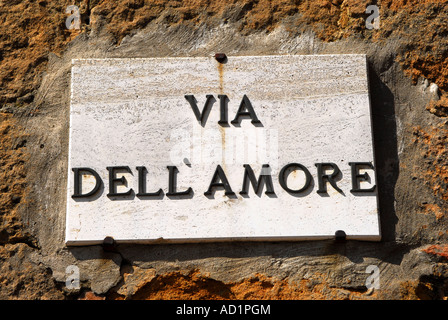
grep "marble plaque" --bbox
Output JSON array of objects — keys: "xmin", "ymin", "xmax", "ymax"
[{"xmin": 65, "ymin": 54, "xmax": 380, "ymax": 245}]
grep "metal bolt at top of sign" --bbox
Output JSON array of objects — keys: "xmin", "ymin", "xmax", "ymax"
[{"xmin": 214, "ymin": 53, "xmax": 227, "ymax": 64}]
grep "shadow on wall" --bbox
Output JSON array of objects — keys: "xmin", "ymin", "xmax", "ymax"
[{"xmin": 367, "ymin": 61, "xmax": 399, "ymax": 243}]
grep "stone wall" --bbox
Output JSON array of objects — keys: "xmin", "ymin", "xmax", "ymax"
[{"xmin": 1, "ymin": 0, "xmax": 448, "ymax": 300}]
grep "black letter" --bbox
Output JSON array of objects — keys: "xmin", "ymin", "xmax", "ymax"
[
  {"xmin": 136, "ymin": 166, "xmax": 163, "ymax": 197},
  {"xmin": 217, "ymin": 94, "xmax": 229, "ymax": 126},
  {"xmin": 72, "ymin": 167, "xmax": 102, "ymax": 198},
  {"xmin": 167, "ymin": 166, "xmax": 193, "ymax": 196},
  {"xmin": 107, "ymin": 166, "xmax": 133, "ymax": 197},
  {"xmin": 278, "ymin": 163, "xmax": 312, "ymax": 194},
  {"xmin": 230, "ymin": 95, "xmax": 262, "ymax": 126},
  {"xmin": 185, "ymin": 94, "xmax": 216, "ymax": 126},
  {"xmin": 348, "ymin": 162, "xmax": 376, "ymax": 193},
  {"xmin": 204, "ymin": 165, "xmax": 235, "ymax": 197},
  {"xmin": 240, "ymin": 164, "xmax": 275, "ymax": 196},
  {"xmin": 315, "ymin": 163, "xmax": 343, "ymax": 194}
]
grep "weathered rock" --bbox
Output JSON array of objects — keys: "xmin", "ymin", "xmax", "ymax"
[{"xmin": 1, "ymin": 0, "xmax": 448, "ymax": 300}]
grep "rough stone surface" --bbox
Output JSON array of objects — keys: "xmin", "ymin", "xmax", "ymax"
[{"xmin": 1, "ymin": 0, "xmax": 448, "ymax": 300}]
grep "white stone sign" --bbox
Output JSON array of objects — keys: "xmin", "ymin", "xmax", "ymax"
[{"xmin": 65, "ymin": 54, "xmax": 380, "ymax": 245}]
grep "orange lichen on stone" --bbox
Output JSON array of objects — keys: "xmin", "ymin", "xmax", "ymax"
[
  {"xmin": 94, "ymin": 0, "xmax": 305, "ymax": 42},
  {"xmin": 78, "ymin": 291, "xmax": 106, "ymax": 300},
  {"xmin": 337, "ymin": 0, "xmax": 370, "ymax": 30},
  {"xmin": 386, "ymin": 1, "xmax": 448, "ymax": 95},
  {"xmin": 376, "ymin": 1, "xmax": 448, "ymax": 111},
  {"xmin": 0, "ymin": 113, "xmax": 31, "ymax": 245},
  {"xmin": 2, "ymin": 0, "xmax": 448, "ymax": 107},
  {"xmin": 421, "ymin": 204, "xmax": 445, "ymax": 220},
  {"xmin": 422, "ymin": 245, "xmax": 448, "ymax": 260},
  {"xmin": 108, "ymin": 269, "xmax": 374, "ymax": 300},
  {"xmin": 0, "ymin": 0, "xmax": 82, "ymax": 103},
  {"xmin": 412, "ymin": 125, "xmax": 448, "ymax": 219},
  {"xmin": 405, "ymin": 280, "xmax": 444, "ymax": 300},
  {"xmin": 399, "ymin": 280, "xmax": 421, "ymax": 300},
  {"xmin": 427, "ymin": 96, "xmax": 448, "ymax": 118},
  {"xmin": 110, "ymin": 269, "xmax": 234, "ymax": 300},
  {"xmin": 87, "ymin": 0, "xmax": 448, "ymax": 104}
]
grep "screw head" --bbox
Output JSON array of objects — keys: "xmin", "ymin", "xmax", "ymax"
[
  {"xmin": 102, "ymin": 236, "xmax": 116, "ymax": 251},
  {"xmin": 335, "ymin": 230, "xmax": 346, "ymax": 242},
  {"xmin": 214, "ymin": 53, "xmax": 227, "ymax": 63}
]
